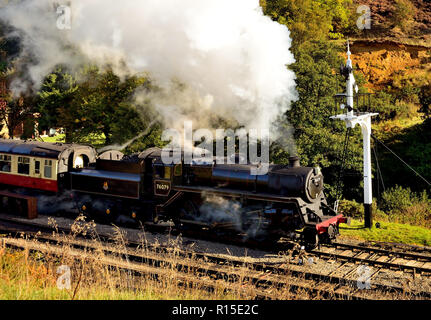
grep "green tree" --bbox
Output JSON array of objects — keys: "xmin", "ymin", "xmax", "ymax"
[
  {"xmin": 260, "ymin": 0, "xmax": 365, "ymax": 201},
  {"xmin": 38, "ymin": 66, "xmax": 150, "ymax": 145},
  {"xmin": 260, "ymin": 0, "xmax": 352, "ymax": 51},
  {"xmin": 37, "ymin": 67, "xmax": 78, "ymax": 136},
  {"xmin": 269, "ymin": 39, "xmax": 363, "ymax": 201}
]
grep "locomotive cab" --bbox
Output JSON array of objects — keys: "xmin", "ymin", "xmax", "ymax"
[
  {"xmin": 138, "ymin": 148, "xmax": 182, "ymax": 198},
  {"xmin": 152, "ymin": 161, "xmax": 174, "ymax": 197}
]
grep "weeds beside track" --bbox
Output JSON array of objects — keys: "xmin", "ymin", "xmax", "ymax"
[{"xmin": 1, "ymin": 215, "xmax": 431, "ymax": 299}]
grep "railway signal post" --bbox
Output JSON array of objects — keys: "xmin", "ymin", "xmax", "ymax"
[{"xmin": 331, "ymin": 42, "xmax": 378, "ymax": 229}]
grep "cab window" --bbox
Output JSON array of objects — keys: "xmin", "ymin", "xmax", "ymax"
[
  {"xmin": 174, "ymin": 164, "xmax": 182, "ymax": 177},
  {"xmin": 154, "ymin": 165, "xmax": 164, "ymax": 178},
  {"xmin": 0, "ymin": 155, "xmax": 11, "ymax": 173},
  {"xmin": 18, "ymin": 157, "xmax": 30, "ymax": 175},
  {"xmin": 164, "ymin": 166, "xmax": 171, "ymax": 179},
  {"xmin": 44, "ymin": 160, "xmax": 53, "ymax": 178}
]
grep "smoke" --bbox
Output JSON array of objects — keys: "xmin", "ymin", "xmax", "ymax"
[
  {"xmin": 198, "ymin": 194, "xmax": 242, "ymax": 229},
  {"xmin": 272, "ymin": 118, "xmax": 298, "ymax": 156},
  {"xmin": 37, "ymin": 192, "xmax": 78, "ymax": 215},
  {"xmin": 1, "ymin": 0, "xmax": 298, "ymax": 144},
  {"xmin": 198, "ymin": 194, "xmax": 267, "ymax": 239},
  {"xmin": 37, "ymin": 192, "xmax": 135, "ymax": 226},
  {"xmin": 97, "ymin": 119, "xmax": 158, "ymax": 153}
]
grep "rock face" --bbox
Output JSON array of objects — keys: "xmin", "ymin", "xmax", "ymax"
[
  {"xmin": 348, "ymin": 1, "xmax": 431, "ymax": 92},
  {"xmin": 347, "ymin": 40, "xmax": 431, "ymax": 91}
]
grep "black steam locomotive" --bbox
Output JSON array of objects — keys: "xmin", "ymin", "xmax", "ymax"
[{"xmin": 0, "ymin": 139, "xmax": 347, "ymax": 247}]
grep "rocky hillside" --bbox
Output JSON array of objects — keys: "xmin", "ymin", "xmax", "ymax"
[
  {"xmin": 349, "ymin": 39, "xmax": 431, "ymax": 91},
  {"xmin": 346, "ymin": 1, "xmax": 431, "ymax": 92},
  {"xmin": 352, "ymin": 0, "xmax": 431, "ymax": 40}
]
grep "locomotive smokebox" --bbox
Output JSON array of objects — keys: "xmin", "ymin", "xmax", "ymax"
[{"xmin": 289, "ymin": 156, "xmax": 301, "ymax": 168}]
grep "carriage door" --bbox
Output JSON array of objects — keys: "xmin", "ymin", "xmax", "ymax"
[{"xmin": 34, "ymin": 160, "xmax": 41, "ymax": 178}]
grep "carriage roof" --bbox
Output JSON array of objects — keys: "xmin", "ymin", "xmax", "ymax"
[{"xmin": 0, "ymin": 139, "xmax": 86, "ymax": 159}]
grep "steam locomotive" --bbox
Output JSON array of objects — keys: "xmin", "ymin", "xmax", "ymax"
[{"xmin": 0, "ymin": 139, "xmax": 347, "ymax": 248}]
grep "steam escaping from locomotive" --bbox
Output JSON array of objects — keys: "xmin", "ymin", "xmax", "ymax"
[
  {"xmin": 198, "ymin": 194, "xmax": 267, "ymax": 239},
  {"xmin": 199, "ymin": 194, "xmax": 243, "ymax": 230},
  {"xmin": 1, "ymin": 0, "xmax": 298, "ymax": 145}
]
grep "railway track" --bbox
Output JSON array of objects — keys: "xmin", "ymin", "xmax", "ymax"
[
  {"xmin": 354, "ymin": 240, "xmax": 431, "ymax": 256},
  {"xmin": 0, "ymin": 233, "xmax": 369, "ymax": 300},
  {"xmin": 1, "ymin": 215, "xmax": 431, "ymax": 299},
  {"xmin": 314, "ymin": 242, "xmax": 431, "ymax": 275},
  {"xmin": 1, "ymin": 236, "xmax": 281, "ymax": 300}
]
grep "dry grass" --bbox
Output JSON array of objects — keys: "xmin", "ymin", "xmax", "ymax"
[
  {"xmin": 2, "ymin": 215, "xmax": 418, "ymax": 300},
  {"xmin": 0, "ymin": 215, "xmax": 326, "ymax": 300}
]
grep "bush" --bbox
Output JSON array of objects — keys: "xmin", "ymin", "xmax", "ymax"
[
  {"xmin": 419, "ymin": 85, "xmax": 431, "ymax": 119},
  {"xmin": 379, "ymin": 186, "xmax": 431, "ymax": 228},
  {"xmin": 372, "ymin": 91, "xmax": 397, "ymax": 121},
  {"xmin": 393, "ymin": 100, "xmax": 418, "ymax": 119},
  {"xmin": 380, "ymin": 185, "xmax": 415, "ymax": 212},
  {"xmin": 338, "ymin": 199, "xmax": 385, "ymax": 220},
  {"xmin": 338, "ymin": 199, "xmax": 363, "ymax": 218},
  {"xmin": 391, "ymin": 201, "xmax": 431, "ymax": 227},
  {"xmin": 372, "ymin": 91, "xmax": 417, "ymax": 121},
  {"xmin": 393, "ymin": 85, "xmax": 420, "ymax": 105}
]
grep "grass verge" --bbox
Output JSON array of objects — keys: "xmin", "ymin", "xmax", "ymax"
[
  {"xmin": 339, "ymin": 219, "xmax": 431, "ymax": 246},
  {"xmin": 0, "ymin": 215, "xmax": 307, "ymax": 300},
  {"xmin": 0, "ymin": 215, "xmax": 243, "ymax": 300},
  {"xmin": 0, "ymin": 244, "xmax": 238, "ymax": 300},
  {"xmin": 40, "ymin": 133, "xmax": 106, "ymax": 148}
]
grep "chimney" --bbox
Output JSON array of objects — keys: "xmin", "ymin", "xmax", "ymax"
[{"xmin": 289, "ymin": 156, "xmax": 300, "ymax": 168}]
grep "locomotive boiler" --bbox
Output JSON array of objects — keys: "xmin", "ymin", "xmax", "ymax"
[{"xmin": 188, "ymin": 156, "xmax": 324, "ymax": 203}]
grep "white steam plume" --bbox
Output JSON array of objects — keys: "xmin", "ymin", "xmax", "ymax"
[{"xmin": 1, "ymin": 0, "xmax": 297, "ymax": 142}]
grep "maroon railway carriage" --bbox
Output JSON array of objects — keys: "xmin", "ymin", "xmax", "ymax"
[{"xmin": 0, "ymin": 139, "xmax": 97, "ymax": 193}]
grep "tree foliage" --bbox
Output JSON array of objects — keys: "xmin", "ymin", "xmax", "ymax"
[
  {"xmin": 260, "ymin": 0, "xmax": 352, "ymax": 50},
  {"xmin": 37, "ymin": 67, "xmax": 150, "ymax": 145},
  {"xmin": 0, "ymin": 21, "xmax": 34, "ymax": 138},
  {"xmin": 261, "ymin": 1, "xmax": 364, "ymax": 201},
  {"xmin": 0, "ymin": 95, "xmax": 34, "ymax": 138},
  {"xmin": 419, "ymin": 85, "xmax": 431, "ymax": 119},
  {"xmin": 37, "ymin": 67, "xmax": 78, "ymax": 132}
]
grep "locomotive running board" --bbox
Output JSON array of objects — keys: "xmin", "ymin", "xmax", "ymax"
[{"xmin": 173, "ymin": 186, "xmax": 303, "ymax": 204}]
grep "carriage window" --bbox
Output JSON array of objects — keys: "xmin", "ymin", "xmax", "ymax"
[
  {"xmin": 44, "ymin": 160, "xmax": 53, "ymax": 178},
  {"xmin": 35, "ymin": 161, "xmax": 40, "ymax": 174},
  {"xmin": 18, "ymin": 157, "xmax": 30, "ymax": 175},
  {"xmin": 0, "ymin": 155, "xmax": 11, "ymax": 173}
]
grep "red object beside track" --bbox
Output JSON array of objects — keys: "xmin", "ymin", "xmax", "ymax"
[{"xmin": 316, "ymin": 214, "xmax": 348, "ymax": 235}]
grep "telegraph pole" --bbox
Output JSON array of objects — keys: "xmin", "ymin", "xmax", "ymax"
[{"xmin": 331, "ymin": 41, "xmax": 378, "ymax": 228}]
